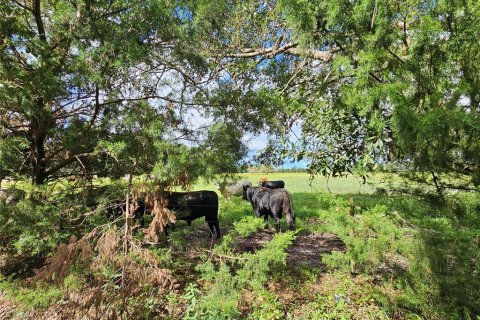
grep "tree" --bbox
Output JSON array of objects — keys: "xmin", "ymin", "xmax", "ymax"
[
  {"xmin": 203, "ymin": 0, "xmax": 480, "ymax": 187},
  {"xmin": 0, "ymin": 0, "xmax": 251, "ymax": 185}
]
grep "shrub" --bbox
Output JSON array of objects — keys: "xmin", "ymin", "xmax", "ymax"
[{"xmin": 192, "ymin": 231, "xmax": 296, "ymax": 318}]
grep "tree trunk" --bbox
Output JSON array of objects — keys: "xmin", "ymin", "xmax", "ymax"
[
  {"xmin": 29, "ymin": 1, "xmax": 48, "ymax": 185},
  {"xmin": 31, "ymin": 117, "xmax": 47, "ymax": 185},
  {"xmin": 29, "ymin": 98, "xmax": 52, "ymax": 185}
]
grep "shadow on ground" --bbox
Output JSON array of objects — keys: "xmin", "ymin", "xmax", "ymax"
[{"xmin": 234, "ymin": 229, "xmax": 346, "ymax": 268}]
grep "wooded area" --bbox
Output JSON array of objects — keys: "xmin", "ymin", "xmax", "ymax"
[{"xmin": 1, "ymin": 0, "xmax": 479, "ymax": 319}]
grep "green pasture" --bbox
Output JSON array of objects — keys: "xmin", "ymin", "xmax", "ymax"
[
  {"xmin": 2, "ymin": 171, "xmax": 399, "ymax": 197},
  {"xmin": 193, "ymin": 172, "xmax": 401, "ymax": 195},
  {"xmin": 169, "ymin": 172, "xmax": 403, "ymax": 236}
]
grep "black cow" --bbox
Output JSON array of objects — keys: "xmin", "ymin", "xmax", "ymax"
[
  {"xmin": 260, "ymin": 180, "xmax": 285, "ymax": 189},
  {"xmin": 162, "ymin": 190, "xmax": 220, "ymax": 238},
  {"xmin": 242, "ymin": 185, "xmax": 295, "ymax": 232},
  {"xmin": 100, "ymin": 191, "xmax": 220, "ymax": 238}
]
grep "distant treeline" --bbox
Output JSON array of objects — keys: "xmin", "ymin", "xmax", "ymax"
[
  {"xmin": 243, "ymin": 162, "xmax": 412, "ymax": 175},
  {"xmin": 245, "ymin": 165, "xmax": 307, "ymax": 173}
]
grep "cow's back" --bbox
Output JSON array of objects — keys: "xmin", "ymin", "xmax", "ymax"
[
  {"xmin": 254, "ymin": 188, "xmax": 292, "ymax": 216},
  {"xmin": 166, "ymin": 190, "xmax": 218, "ymax": 220},
  {"xmin": 252, "ymin": 188, "xmax": 279, "ymax": 215},
  {"xmin": 260, "ymin": 180, "xmax": 285, "ymax": 189}
]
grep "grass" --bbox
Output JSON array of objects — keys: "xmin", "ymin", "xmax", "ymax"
[
  {"xmin": 170, "ymin": 172, "xmax": 404, "ymax": 235},
  {"xmin": 192, "ymin": 172, "xmax": 402, "ymax": 195}
]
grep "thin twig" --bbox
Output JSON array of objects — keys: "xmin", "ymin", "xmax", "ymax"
[{"xmin": 121, "ymin": 172, "xmax": 133, "ymax": 318}]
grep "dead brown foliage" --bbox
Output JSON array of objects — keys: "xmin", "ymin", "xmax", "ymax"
[
  {"xmin": 31, "ymin": 235, "xmax": 93, "ymax": 284},
  {"xmin": 2, "ymin": 177, "xmax": 198, "ymax": 319},
  {"xmin": 0, "ymin": 292, "xmax": 16, "ymax": 320},
  {"xmin": 144, "ymin": 199, "xmax": 176, "ymax": 243},
  {"xmin": 133, "ymin": 181, "xmax": 189, "ymax": 243},
  {"xmin": 22, "ymin": 226, "xmax": 179, "ymax": 319}
]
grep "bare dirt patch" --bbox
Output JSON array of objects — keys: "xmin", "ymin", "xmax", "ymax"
[
  {"xmin": 234, "ymin": 229, "xmax": 346, "ymax": 268},
  {"xmin": 287, "ymin": 231, "xmax": 346, "ymax": 267}
]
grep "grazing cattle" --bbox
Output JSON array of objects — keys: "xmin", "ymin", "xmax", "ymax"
[
  {"xmin": 260, "ymin": 180, "xmax": 285, "ymax": 189},
  {"xmin": 161, "ymin": 190, "xmax": 220, "ymax": 238},
  {"xmin": 242, "ymin": 185, "xmax": 295, "ymax": 232},
  {"xmin": 99, "ymin": 190, "xmax": 220, "ymax": 238},
  {"xmin": 217, "ymin": 180, "xmax": 252, "ymax": 201}
]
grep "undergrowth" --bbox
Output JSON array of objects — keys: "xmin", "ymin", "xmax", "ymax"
[
  {"xmin": 1, "ymin": 178, "xmax": 479, "ymax": 319},
  {"xmin": 187, "ymin": 217, "xmax": 296, "ymax": 319}
]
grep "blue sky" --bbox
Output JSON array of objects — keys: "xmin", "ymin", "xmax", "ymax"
[{"xmin": 244, "ymin": 132, "xmax": 308, "ymax": 169}]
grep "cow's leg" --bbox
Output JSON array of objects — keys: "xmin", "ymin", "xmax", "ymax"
[
  {"xmin": 207, "ymin": 221, "xmax": 214, "ymax": 237},
  {"xmin": 215, "ymin": 221, "xmax": 221, "ymax": 238},
  {"xmin": 207, "ymin": 221, "xmax": 221, "ymax": 238},
  {"xmin": 263, "ymin": 215, "xmax": 269, "ymax": 229},
  {"xmin": 285, "ymin": 211, "xmax": 295, "ymax": 230},
  {"xmin": 205, "ymin": 213, "xmax": 221, "ymax": 238},
  {"xmin": 274, "ymin": 219, "xmax": 281, "ymax": 232},
  {"xmin": 273, "ymin": 213, "xmax": 281, "ymax": 232}
]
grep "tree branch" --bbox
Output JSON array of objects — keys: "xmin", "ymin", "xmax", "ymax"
[
  {"xmin": 387, "ymin": 48, "xmax": 405, "ymax": 64},
  {"xmin": 12, "ymin": 0, "xmax": 34, "ymax": 13},
  {"xmin": 224, "ymin": 42, "xmax": 337, "ymax": 62},
  {"xmin": 33, "ymin": 0, "xmax": 47, "ymax": 41},
  {"xmin": 100, "ymin": 95, "xmax": 218, "ymax": 107},
  {"xmin": 44, "ymin": 152, "xmax": 93, "ymax": 177},
  {"xmin": 84, "ymin": 86, "xmax": 101, "ymax": 132}
]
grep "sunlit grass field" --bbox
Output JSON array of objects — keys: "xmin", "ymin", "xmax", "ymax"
[
  {"xmin": 168, "ymin": 172, "xmax": 402, "ymax": 233},
  {"xmin": 192, "ymin": 172, "xmax": 400, "ymax": 195}
]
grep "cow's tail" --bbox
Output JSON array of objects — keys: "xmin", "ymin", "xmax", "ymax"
[{"xmin": 283, "ymin": 190, "xmax": 295, "ymax": 230}]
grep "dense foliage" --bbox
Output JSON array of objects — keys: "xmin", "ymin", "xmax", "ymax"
[
  {"xmin": 205, "ymin": 0, "xmax": 480, "ymax": 187},
  {"xmin": 2, "ymin": 177, "xmax": 478, "ymax": 319},
  {"xmin": 3, "ymin": 0, "xmax": 480, "ymax": 186},
  {"xmin": 1, "ymin": 0, "xmax": 480, "ymax": 319},
  {"xmin": 0, "ymin": 0, "xmax": 254, "ymax": 185}
]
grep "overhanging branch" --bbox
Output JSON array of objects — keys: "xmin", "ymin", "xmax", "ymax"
[
  {"xmin": 100, "ymin": 95, "xmax": 218, "ymax": 107},
  {"xmin": 224, "ymin": 42, "xmax": 338, "ymax": 62},
  {"xmin": 44, "ymin": 152, "xmax": 93, "ymax": 177}
]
